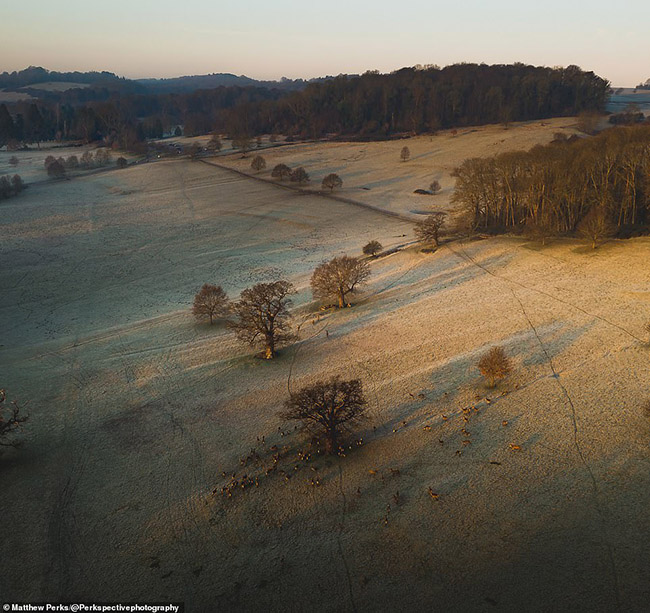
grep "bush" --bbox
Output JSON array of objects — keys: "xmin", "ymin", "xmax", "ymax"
[
  {"xmin": 430, "ymin": 180, "xmax": 442, "ymax": 194},
  {"xmin": 400, "ymin": 146, "xmax": 410, "ymax": 162},
  {"xmin": 9, "ymin": 156, "xmax": 18, "ymax": 167},
  {"xmin": 116, "ymin": 157, "xmax": 128, "ymax": 169},
  {"xmin": 362, "ymin": 240, "xmax": 383, "ymax": 257},
  {"xmin": 478, "ymin": 346, "xmax": 512, "ymax": 388}
]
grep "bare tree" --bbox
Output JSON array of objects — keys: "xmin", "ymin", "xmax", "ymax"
[
  {"xmin": 290, "ymin": 167, "xmax": 310, "ymax": 184},
  {"xmin": 415, "ymin": 212, "xmax": 447, "ymax": 246},
  {"xmin": 208, "ymin": 134, "xmax": 222, "ymax": 152},
  {"xmin": 322, "ymin": 173, "xmax": 342, "ymax": 191},
  {"xmin": 193, "ymin": 284, "xmax": 230, "ymax": 325},
  {"xmin": 400, "ymin": 146, "xmax": 410, "ymax": 162},
  {"xmin": 271, "ymin": 163, "xmax": 292, "ymax": 181},
  {"xmin": 281, "ymin": 377, "xmax": 367, "ymax": 454},
  {"xmin": 188, "ymin": 143, "xmax": 202, "ymax": 160},
  {"xmin": 311, "ymin": 256, "xmax": 370, "ymax": 308},
  {"xmin": 362, "ymin": 240, "xmax": 383, "ymax": 257},
  {"xmin": 577, "ymin": 208, "xmax": 614, "ymax": 249},
  {"xmin": 230, "ymin": 280, "xmax": 295, "ymax": 359},
  {"xmin": 251, "ymin": 155, "xmax": 266, "ymax": 173},
  {"xmin": 478, "ymin": 346, "xmax": 512, "ymax": 388},
  {"xmin": 429, "ymin": 180, "xmax": 442, "ymax": 194},
  {"xmin": 0, "ymin": 389, "xmax": 28, "ymax": 449},
  {"xmin": 232, "ymin": 136, "xmax": 253, "ymax": 157}
]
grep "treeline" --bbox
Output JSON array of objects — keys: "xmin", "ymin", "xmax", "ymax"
[
  {"xmin": 451, "ymin": 125, "xmax": 650, "ymax": 236},
  {"xmin": 0, "ymin": 64, "xmax": 609, "ymax": 149},
  {"xmin": 269, "ymin": 64, "xmax": 609, "ymax": 137},
  {"xmin": 0, "ymin": 66, "xmax": 131, "ymax": 89}
]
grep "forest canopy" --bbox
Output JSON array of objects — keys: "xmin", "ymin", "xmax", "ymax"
[
  {"xmin": 0, "ymin": 63, "xmax": 610, "ymax": 148},
  {"xmin": 451, "ymin": 125, "xmax": 650, "ymax": 238}
]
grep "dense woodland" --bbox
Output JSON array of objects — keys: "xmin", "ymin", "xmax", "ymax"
[
  {"xmin": 0, "ymin": 64, "xmax": 609, "ymax": 148},
  {"xmin": 452, "ymin": 125, "xmax": 650, "ymax": 237}
]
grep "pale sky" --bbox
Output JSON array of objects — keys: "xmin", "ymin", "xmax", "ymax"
[{"xmin": 1, "ymin": 0, "xmax": 648, "ymax": 86}]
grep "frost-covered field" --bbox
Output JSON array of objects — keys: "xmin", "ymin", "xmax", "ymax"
[{"xmin": 2, "ymin": 134, "xmax": 650, "ymax": 612}]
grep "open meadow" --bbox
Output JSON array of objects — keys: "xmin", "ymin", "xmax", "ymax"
[{"xmin": 2, "ymin": 126, "xmax": 650, "ymax": 611}]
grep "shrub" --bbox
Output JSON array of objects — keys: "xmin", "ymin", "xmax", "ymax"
[
  {"xmin": 400, "ymin": 146, "xmax": 410, "ymax": 162},
  {"xmin": 9, "ymin": 156, "xmax": 18, "ymax": 167},
  {"xmin": 478, "ymin": 346, "xmax": 512, "ymax": 388},
  {"xmin": 362, "ymin": 240, "xmax": 383, "ymax": 257},
  {"xmin": 116, "ymin": 157, "xmax": 128, "ymax": 169},
  {"xmin": 429, "ymin": 180, "xmax": 442, "ymax": 194}
]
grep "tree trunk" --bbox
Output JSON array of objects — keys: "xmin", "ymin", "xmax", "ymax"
[
  {"xmin": 264, "ymin": 335, "xmax": 275, "ymax": 359},
  {"xmin": 338, "ymin": 292, "xmax": 345, "ymax": 309},
  {"xmin": 325, "ymin": 430, "xmax": 337, "ymax": 454}
]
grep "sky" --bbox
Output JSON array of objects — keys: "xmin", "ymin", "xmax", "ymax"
[{"xmin": 1, "ymin": 0, "xmax": 649, "ymax": 86}]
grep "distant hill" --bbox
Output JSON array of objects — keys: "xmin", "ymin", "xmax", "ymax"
[
  {"xmin": 137, "ymin": 73, "xmax": 314, "ymax": 93},
  {"xmin": 0, "ymin": 66, "xmax": 130, "ymax": 89},
  {"xmin": 0, "ymin": 67, "xmax": 320, "ymax": 99}
]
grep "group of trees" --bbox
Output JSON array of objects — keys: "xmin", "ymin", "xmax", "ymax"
[
  {"xmin": 270, "ymin": 163, "xmax": 310, "ymax": 184},
  {"xmin": 0, "ymin": 64, "xmax": 609, "ymax": 151},
  {"xmin": 451, "ymin": 125, "xmax": 650, "ymax": 240},
  {"xmin": 0, "ymin": 173, "xmax": 25, "ymax": 200},
  {"xmin": 192, "ymin": 255, "xmax": 371, "ymax": 357},
  {"xmin": 44, "ymin": 148, "xmax": 115, "ymax": 179},
  {"xmin": 281, "ymin": 342, "xmax": 513, "ymax": 455}
]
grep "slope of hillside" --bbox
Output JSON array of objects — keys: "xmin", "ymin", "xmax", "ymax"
[{"xmin": 2, "ymin": 128, "xmax": 649, "ymax": 611}]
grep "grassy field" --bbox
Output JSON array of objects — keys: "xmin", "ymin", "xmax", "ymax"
[{"xmin": 2, "ymin": 125, "xmax": 650, "ymax": 611}]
